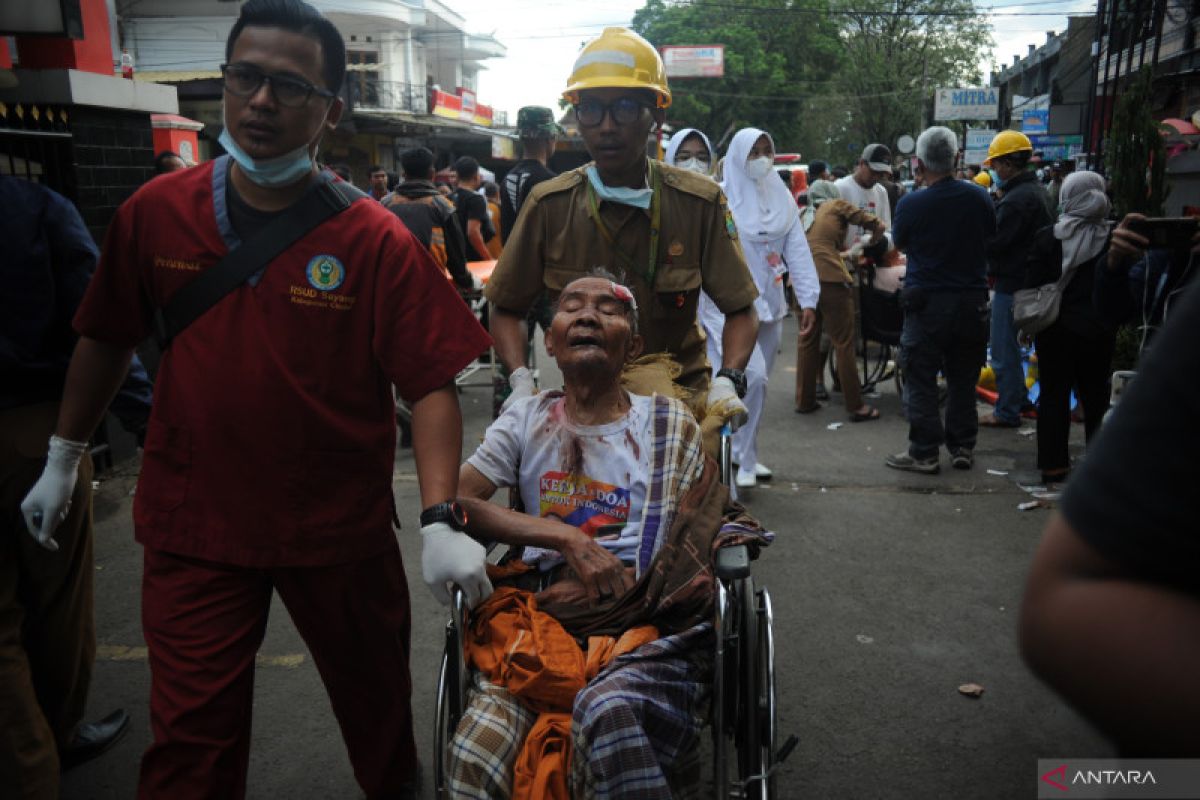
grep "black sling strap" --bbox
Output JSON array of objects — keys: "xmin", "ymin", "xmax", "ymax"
[{"xmin": 153, "ymin": 176, "xmax": 366, "ymax": 348}]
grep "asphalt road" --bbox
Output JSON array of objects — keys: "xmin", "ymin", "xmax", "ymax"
[{"xmin": 61, "ymin": 313, "xmax": 1111, "ymax": 799}]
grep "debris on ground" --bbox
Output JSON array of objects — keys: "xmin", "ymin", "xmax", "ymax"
[{"xmin": 958, "ymin": 683, "xmax": 985, "ymax": 698}]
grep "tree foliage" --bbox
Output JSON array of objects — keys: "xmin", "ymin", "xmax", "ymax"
[
  {"xmin": 1105, "ymin": 67, "xmax": 1168, "ymax": 218},
  {"xmin": 631, "ymin": 0, "xmax": 992, "ymax": 164}
]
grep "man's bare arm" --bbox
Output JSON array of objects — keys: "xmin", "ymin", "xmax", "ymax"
[
  {"xmin": 56, "ymin": 337, "xmax": 136, "ymax": 441},
  {"xmin": 720, "ymin": 305, "xmax": 759, "ymax": 370},
  {"xmin": 410, "ymin": 383, "xmax": 463, "ymax": 507},
  {"xmin": 1020, "ymin": 512, "xmax": 1200, "ymax": 755},
  {"xmin": 466, "ymin": 218, "xmax": 488, "ymax": 263},
  {"xmin": 488, "ymin": 305, "xmax": 530, "ymax": 373},
  {"xmin": 458, "ymin": 464, "xmax": 633, "ymax": 601}
]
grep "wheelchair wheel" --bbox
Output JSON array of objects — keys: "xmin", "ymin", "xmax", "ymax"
[
  {"xmin": 828, "ymin": 340, "xmax": 896, "ymax": 396},
  {"xmin": 735, "ymin": 576, "xmax": 761, "ymax": 789},
  {"xmin": 433, "ymin": 592, "xmax": 469, "ymax": 798}
]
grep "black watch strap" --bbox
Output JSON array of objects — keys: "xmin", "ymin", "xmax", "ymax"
[
  {"xmin": 419, "ymin": 501, "xmax": 468, "ymax": 530},
  {"xmin": 716, "ymin": 367, "xmax": 748, "ymax": 399}
]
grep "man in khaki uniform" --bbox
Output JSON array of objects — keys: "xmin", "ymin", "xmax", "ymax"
[{"xmin": 487, "ymin": 27, "xmax": 759, "ymax": 414}]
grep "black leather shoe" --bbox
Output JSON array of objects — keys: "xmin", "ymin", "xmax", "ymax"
[{"xmin": 60, "ymin": 709, "xmax": 130, "ymax": 772}]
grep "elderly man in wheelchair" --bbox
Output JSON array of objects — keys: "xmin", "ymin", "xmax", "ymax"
[{"xmin": 438, "ymin": 271, "xmax": 774, "ymax": 799}]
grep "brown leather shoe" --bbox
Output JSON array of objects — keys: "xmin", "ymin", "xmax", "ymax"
[
  {"xmin": 978, "ymin": 412, "xmax": 1020, "ymax": 428},
  {"xmin": 60, "ymin": 709, "xmax": 130, "ymax": 771}
]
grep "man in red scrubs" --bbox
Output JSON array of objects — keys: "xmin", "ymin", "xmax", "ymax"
[{"xmin": 18, "ymin": 1, "xmax": 492, "ymax": 797}]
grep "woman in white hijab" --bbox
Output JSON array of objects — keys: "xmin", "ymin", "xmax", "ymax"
[
  {"xmin": 1022, "ymin": 170, "xmax": 1117, "ymax": 485},
  {"xmin": 699, "ymin": 127, "xmax": 820, "ymax": 488},
  {"xmin": 665, "ymin": 128, "xmax": 716, "ymax": 176}
]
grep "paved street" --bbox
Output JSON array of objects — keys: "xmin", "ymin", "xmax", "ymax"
[{"xmin": 62, "ymin": 312, "xmax": 1110, "ymax": 799}]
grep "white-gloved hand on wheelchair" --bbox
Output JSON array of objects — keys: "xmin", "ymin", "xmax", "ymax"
[
  {"xmin": 706, "ymin": 375, "xmax": 749, "ymax": 430},
  {"xmin": 421, "ymin": 522, "xmax": 493, "ymax": 607},
  {"xmin": 499, "ymin": 366, "xmax": 536, "ymax": 414},
  {"xmin": 20, "ymin": 435, "xmax": 88, "ymax": 552}
]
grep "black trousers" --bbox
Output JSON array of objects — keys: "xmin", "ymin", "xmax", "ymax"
[
  {"xmin": 1034, "ymin": 325, "xmax": 1115, "ymax": 472},
  {"xmin": 898, "ymin": 289, "xmax": 991, "ymax": 459}
]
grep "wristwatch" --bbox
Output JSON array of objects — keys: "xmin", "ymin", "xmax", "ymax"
[
  {"xmin": 716, "ymin": 367, "xmax": 748, "ymax": 399},
  {"xmin": 419, "ymin": 501, "xmax": 469, "ymax": 530}
]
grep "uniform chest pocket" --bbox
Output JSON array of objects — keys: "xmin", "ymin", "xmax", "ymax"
[
  {"xmin": 543, "ymin": 264, "xmax": 589, "ymax": 296},
  {"xmin": 650, "ymin": 262, "xmax": 702, "ymax": 319}
]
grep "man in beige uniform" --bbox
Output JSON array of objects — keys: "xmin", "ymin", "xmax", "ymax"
[{"xmin": 487, "ymin": 27, "xmax": 759, "ymax": 413}]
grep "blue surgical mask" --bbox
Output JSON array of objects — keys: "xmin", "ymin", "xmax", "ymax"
[
  {"xmin": 219, "ymin": 127, "xmax": 316, "ymax": 188},
  {"xmin": 988, "ymin": 168, "xmax": 1003, "ymax": 189},
  {"xmin": 586, "ymin": 165, "xmax": 653, "ymax": 209}
]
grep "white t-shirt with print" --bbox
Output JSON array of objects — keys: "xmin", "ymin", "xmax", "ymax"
[
  {"xmin": 835, "ymin": 174, "xmax": 892, "ymax": 249},
  {"xmin": 467, "ymin": 391, "xmax": 653, "ymax": 568}
]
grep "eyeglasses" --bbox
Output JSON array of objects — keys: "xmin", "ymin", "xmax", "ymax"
[
  {"xmin": 220, "ymin": 63, "xmax": 336, "ymax": 108},
  {"xmin": 574, "ymin": 97, "xmax": 649, "ymax": 128}
]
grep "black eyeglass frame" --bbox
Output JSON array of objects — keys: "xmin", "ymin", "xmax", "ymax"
[
  {"xmin": 219, "ymin": 62, "xmax": 336, "ymax": 108},
  {"xmin": 573, "ymin": 97, "xmax": 652, "ymax": 128}
]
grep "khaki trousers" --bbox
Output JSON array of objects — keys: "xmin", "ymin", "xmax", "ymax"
[
  {"xmin": 0, "ymin": 402, "xmax": 95, "ymax": 800},
  {"xmin": 796, "ymin": 282, "xmax": 865, "ymax": 413}
]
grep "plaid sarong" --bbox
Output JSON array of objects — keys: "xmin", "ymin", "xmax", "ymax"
[
  {"xmin": 571, "ymin": 622, "xmax": 712, "ymax": 800},
  {"xmin": 447, "ymin": 624, "xmax": 711, "ymax": 800}
]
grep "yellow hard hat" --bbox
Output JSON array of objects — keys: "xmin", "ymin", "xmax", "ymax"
[
  {"xmin": 562, "ymin": 27, "xmax": 671, "ymax": 109},
  {"xmin": 984, "ymin": 130, "xmax": 1033, "ymax": 166},
  {"xmin": 973, "ymin": 171, "xmax": 992, "ymax": 187}
]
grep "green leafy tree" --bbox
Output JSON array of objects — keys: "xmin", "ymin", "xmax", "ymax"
[
  {"xmin": 829, "ymin": 0, "xmax": 990, "ymax": 153},
  {"xmin": 630, "ymin": 0, "xmax": 991, "ymax": 163},
  {"xmin": 1105, "ymin": 66, "xmax": 1168, "ymax": 218},
  {"xmin": 632, "ymin": 0, "xmax": 841, "ymax": 151}
]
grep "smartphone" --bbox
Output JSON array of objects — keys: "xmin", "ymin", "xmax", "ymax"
[{"xmin": 1127, "ymin": 216, "xmax": 1199, "ymax": 249}]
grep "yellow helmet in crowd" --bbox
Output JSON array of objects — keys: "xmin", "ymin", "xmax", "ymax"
[
  {"xmin": 973, "ymin": 171, "xmax": 992, "ymax": 188},
  {"xmin": 563, "ymin": 27, "xmax": 672, "ymax": 109},
  {"xmin": 983, "ymin": 130, "xmax": 1033, "ymax": 166}
]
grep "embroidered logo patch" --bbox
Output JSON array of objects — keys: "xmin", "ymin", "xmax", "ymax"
[
  {"xmin": 306, "ymin": 255, "xmax": 345, "ymax": 291},
  {"xmin": 721, "ymin": 198, "xmax": 738, "ymax": 240}
]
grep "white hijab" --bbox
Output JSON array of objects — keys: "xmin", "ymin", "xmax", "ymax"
[
  {"xmin": 1054, "ymin": 170, "xmax": 1111, "ymax": 274},
  {"xmin": 720, "ymin": 128, "xmax": 798, "ymax": 242},
  {"xmin": 664, "ymin": 127, "xmax": 715, "ymax": 174}
]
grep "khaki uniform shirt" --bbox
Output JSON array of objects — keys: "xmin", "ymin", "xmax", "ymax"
[
  {"xmin": 806, "ymin": 198, "xmax": 881, "ymax": 284},
  {"xmin": 487, "ymin": 161, "xmax": 759, "ymax": 391}
]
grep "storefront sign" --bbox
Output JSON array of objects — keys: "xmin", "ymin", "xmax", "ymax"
[
  {"xmin": 934, "ymin": 87, "xmax": 999, "ymax": 121},
  {"xmin": 662, "ymin": 45, "xmax": 725, "ymax": 78}
]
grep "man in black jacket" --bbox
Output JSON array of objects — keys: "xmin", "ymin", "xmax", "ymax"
[
  {"xmin": 385, "ymin": 147, "xmax": 473, "ymax": 292},
  {"xmin": 981, "ymin": 130, "xmax": 1051, "ymax": 427}
]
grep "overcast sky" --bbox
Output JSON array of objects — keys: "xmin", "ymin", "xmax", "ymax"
[{"xmin": 445, "ymin": 0, "xmax": 1097, "ymax": 125}]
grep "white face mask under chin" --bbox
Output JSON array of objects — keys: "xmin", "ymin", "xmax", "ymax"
[{"xmin": 744, "ymin": 156, "xmax": 773, "ymax": 181}]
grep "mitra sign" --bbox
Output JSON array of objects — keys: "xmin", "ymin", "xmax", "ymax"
[
  {"xmin": 661, "ymin": 45, "xmax": 725, "ymax": 78},
  {"xmin": 934, "ymin": 87, "xmax": 1000, "ymax": 121}
]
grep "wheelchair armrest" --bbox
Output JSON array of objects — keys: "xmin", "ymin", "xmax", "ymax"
[{"xmin": 715, "ymin": 544, "xmax": 751, "ymax": 580}]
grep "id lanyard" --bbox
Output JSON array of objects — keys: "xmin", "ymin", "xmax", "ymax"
[{"xmin": 586, "ymin": 160, "xmax": 663, "ymax": 289}]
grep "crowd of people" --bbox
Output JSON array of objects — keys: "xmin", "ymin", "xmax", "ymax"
[{"xmin": 3, "ymin": 1, "xmax": 1197, "ymax": 798}]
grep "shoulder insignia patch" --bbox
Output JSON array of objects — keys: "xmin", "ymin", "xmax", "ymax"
[{"xmin": 722, "ymin": 198, "xmax": 738, "ymax": 240}]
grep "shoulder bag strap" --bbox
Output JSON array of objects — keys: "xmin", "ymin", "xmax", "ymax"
[{"xmin": 154, "ymin": 177, "xmax": 365, "ymax": 348}]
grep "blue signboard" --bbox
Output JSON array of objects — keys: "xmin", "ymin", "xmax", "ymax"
[{"xmin": 1023, "ymin": 110, "xmax": 1049, "ymax": 134}]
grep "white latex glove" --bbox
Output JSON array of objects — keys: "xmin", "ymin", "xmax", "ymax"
[
  {"xmin": 499, "ymin": 366, "xmax": 536, "ymax": 413},
  {"xmin": 421, "ymin": 522, "xmax": 493, "ymax": 607},
  {"xmin": 707, "ymin": 375, "xmax": 749, "ymax": 430},
  {"xmin": 20, "ymin": 435, "xmax": 88, "ymax": 552}
]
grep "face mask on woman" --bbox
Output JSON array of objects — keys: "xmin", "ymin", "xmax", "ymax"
[
  {"xmin": 744, "ymin": 156, "xmax": 773, "ymax": 181},
  {"xmin": 675, "ymin": 156, "xmax": 711, "ymax": 175}
]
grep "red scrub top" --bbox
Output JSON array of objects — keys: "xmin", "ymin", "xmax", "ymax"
[{"xmin": 75, "ymin": 159, "xmax": 492, "ymax": 567}]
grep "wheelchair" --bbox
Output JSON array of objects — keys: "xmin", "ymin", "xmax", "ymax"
[
  {"xmin": 433, "ymin": 428, "xmax": 794, "ymax": 799},
  {"xmin": 827, "ymin": 257, "xmax": 906, "ymax": 398}
]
